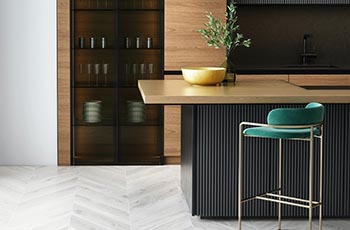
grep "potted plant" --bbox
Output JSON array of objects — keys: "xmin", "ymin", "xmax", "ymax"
[{"xmin": 198, "ymin": 1, "xmax": 251, "ymax": 83}]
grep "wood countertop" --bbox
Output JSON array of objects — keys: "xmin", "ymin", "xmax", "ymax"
[{"xmin": 138, "ymin": 80, "xmax": 350, "ymax": 104}]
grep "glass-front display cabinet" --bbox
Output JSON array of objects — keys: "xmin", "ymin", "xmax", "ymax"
[{"xmin": 71, "ymin": 0, "xmax": 164, "ymax": 165}]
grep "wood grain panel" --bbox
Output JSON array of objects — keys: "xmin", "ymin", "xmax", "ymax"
[
  {"xmin": 164, "ymin": 156, "xmax": 181, "ymax": 164},
  {"xmin": 164, "ymin": 105, "xmax": 181, "ymax": 155},
  {"xmin": 164, "ymin": 75, "xmax": 182, "ymax": 164},
  {"xmin": 165, "ymin": 0, "xmax": 226, "ymax": 70},
  {"xmin": 289, "ymin": 74, "xmax": 350, "ymax": 86},
  {"xmin": 57, "ymin": 0, "xmax": 71, "ymax": 165},
  {"xmin": 236, "ymin": 74, "xmax": 289, "ymax": 82}
]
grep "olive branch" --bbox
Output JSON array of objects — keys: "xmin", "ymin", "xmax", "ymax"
[{"xmin": 197, "ymin": 1, "xmax": 251, "ymax": 55}]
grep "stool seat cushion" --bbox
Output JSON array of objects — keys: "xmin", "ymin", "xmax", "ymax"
[{"xmin": 243, "ymin": 127, "xmax": 320, "ymax": 139}]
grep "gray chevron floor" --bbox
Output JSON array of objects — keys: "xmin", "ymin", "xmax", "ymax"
[{"xmin": 0, "ymin": 166, "xmax": 348, "ymax": 230}]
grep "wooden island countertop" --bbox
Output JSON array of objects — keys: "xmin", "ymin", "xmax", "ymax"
[{"xmin": 138, "ymin": 80, "xmax": 350, "ymax": 104}]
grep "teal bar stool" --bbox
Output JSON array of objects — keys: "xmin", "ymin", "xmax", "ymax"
[{"xmin": 238, "ymin": 102, "xmax": 324, "ymax": 230}]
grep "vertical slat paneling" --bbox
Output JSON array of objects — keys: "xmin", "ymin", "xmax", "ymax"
[
  {"xmin": 193, "ymin": 104, "xmax": 350, "ymax": 218},
  {"xmin": 180, "ymin": 105, "xmax": 195, "ymax": 214}
]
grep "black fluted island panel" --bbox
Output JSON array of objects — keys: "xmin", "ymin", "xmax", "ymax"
[{"xmin": 181, "ymin": 104, "xmax": 350, "ymax": 218}]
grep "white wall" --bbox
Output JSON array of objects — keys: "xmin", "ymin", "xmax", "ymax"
[{"xmin": 0, "ymin": 0, "xmax": 57, "ymax": 165}]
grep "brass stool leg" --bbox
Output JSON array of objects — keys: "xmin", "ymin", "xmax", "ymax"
[
  {"xmin": 278, "ymin": 139, "xmax": 282, "ymax": 230},
  {"xmin": 238, "ymin": 124, "xmax": 243, "ymax": 230},
  {"xmin": 309, "ymin": 131, "xmax": 314, "ymax": 230},
  {"xmin": 319, "ymin": 126, "xmax": 323, "ymax": 230}
]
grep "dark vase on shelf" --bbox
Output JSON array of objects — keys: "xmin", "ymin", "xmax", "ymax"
[
  {"xmin": 71, "ymin": 0, "xmax": 164, "ymax": 165},
  {"xmin": 224, "ymin": 49, "xmax": 236, "ymax": 83}
]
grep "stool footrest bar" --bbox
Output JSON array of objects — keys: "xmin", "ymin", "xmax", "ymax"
[
  {"xmin": 252, "ymin": 193, "xmax": 321, "ymax": 209},
  {"xmin": 265, "ymin": 193, "xmax": 319, "ymax": 205},
  {"xmin": 241, "ymin": 188, "xmax": 281, "ymax": 203}
]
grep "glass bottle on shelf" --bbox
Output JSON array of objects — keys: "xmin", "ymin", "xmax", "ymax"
[
  {"xmin": 147, "ymin": 37, "xmax": 152, "ymax": 49},
  {"xmin": 79, "ymin": 37, "xmax": 85, "ymax": 49},
  {"xmin": 90, "ymin": 37, "xmax": 96, "ymax": 49},
  {"xmin": 135, "ymin": 36, "xmax": 141, "ymax": 49},
  {"xmin": 125, "ymin": 37, "xmax": 131, "ymax": 49},
  {"xmin": 101, "ymin": 37, "xmax": 107, "ymax": 49}
]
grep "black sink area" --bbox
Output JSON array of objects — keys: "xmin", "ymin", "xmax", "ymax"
[
  {"xmin": 301, "ymin": 86, "xmax": 350, "ymax": 90},
  {"xmin": 286, "ymin": 64, "xmax": 338, "ymax": 68},
  {"xmin": 236, "ymin": 65, "xmax": 350, "ymax": 74}
]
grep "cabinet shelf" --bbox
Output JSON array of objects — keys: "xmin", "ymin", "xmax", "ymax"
[
  {"xmin": 119, "ymin": 48, "xmax": 162, "ymax": 51},
  {"xmin": 73, "ymin": 155, "xmax": 115, "ymax": 165},
  {"xmin": 73, "ymin": 9, "xmax": 162, "ymax": 12},
  {"xmin": 72, "ymin": 48, "xmax": 116, "ymax": 51},
  {"xmin": 119, "ymin": 123, "xmax": 163, "ymax": 127},
  {"xmin": 74, "ymin": 85, "xmax": 116, "ymax": 89},
  {"xmin": 118, "ymin": 155, "xmax": 162, "ymax": 165},
  {"xmin": 119, "ymin": 9, "xmax": 163, "ymax": 12},
  {"xmin": 73, "ymin": 123, "xmax": 116, "ymax": 127},
  {"xmin": 118, "ymin": 84, "xmax": 141, "ymax": 88},
  {"xmin": 72, "ymin": 9, "xmax": 117, "ymax": 12}
]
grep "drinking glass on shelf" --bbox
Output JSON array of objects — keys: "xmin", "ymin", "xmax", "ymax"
[
  {"xmin": 148, "ymin": 63, "xmax": 154, "ymax": 79},
  {"xmin": 146, "ymin": 0, "xmax": 154, "ymax": 9},
  {"xmin": 140, "ymin": 0, "xmax": 144, "ymax": 9},
  {"xmin": 103, "ymin": 63, "xmax": 108, "ymax": 86},
  {"xmin": 150, "ymin": 0, "xmax": 155, "ymax": 9},
  {"xmin": 95, "ymin": 63, "xmax": 100, "ymax": 86},
  {"xmin": 79, "ymin": 64, "xmax": 84, "ymax": 82},
  {"xmin": 140, "ymin": 63, "xmax": 145, "ymax": 80},
  {"xmin": 125, "ymin": 63, "xmax": 130, "ymax": 85},
  {"xmin": 87, "ymin": 63, "xmax": 92, "ymax": 86},
  {"xmin": 131, "ymin": 0, "xmax": 137, "ymax": 9},
  {"xmin": 132, "ymin": 63, "xmax": 138, "ymax": 85}
]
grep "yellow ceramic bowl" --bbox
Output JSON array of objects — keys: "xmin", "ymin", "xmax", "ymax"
[{"xmin": 181, "ymin": 67, "xmax": 226, "ymax": 86}]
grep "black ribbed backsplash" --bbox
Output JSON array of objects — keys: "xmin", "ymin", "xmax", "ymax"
[
  {"xmin": 236, "ymin": 0, "xmax": 350, "ymax": 4},
  {"xmin": 231, "ymin": 5, "xmax": 350, "ymax": 68}
]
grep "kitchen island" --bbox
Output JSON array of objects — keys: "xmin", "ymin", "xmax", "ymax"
[{"xmin": 138, "ymin": 80, "xmax": 350, "ymax": 218}]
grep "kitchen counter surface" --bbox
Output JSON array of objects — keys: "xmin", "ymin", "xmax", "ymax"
[{"xmin": 138, "ymin": 80, "xmax": 350, "ymax": 104}]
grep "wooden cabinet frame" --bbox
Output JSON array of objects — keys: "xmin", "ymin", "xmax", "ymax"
[{"xmin": 58, "ymin": 0, "xmax": 71, "ymax": 165}]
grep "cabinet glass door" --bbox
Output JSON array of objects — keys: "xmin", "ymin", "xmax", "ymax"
[
  {"xmin": 117, "ymin": 0, "xmax": 164, "ymax": 164},
  {"xmin": 72, "ymin": 0, "xmax": 117, "ymax": 165}
]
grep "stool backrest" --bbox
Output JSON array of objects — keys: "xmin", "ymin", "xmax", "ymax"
[{"xmin": 267, "ymin": 102, "xmax": 324, "ymax": 126}]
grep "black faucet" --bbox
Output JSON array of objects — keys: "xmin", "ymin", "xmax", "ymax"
[{"xmin": 301, "ymin": 34, "xmax": 317, "ymax": 65}]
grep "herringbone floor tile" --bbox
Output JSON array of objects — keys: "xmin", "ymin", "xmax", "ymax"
[{"xmin": 0, "ymin": 166, "xmax": 348, "ymax": 230}]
